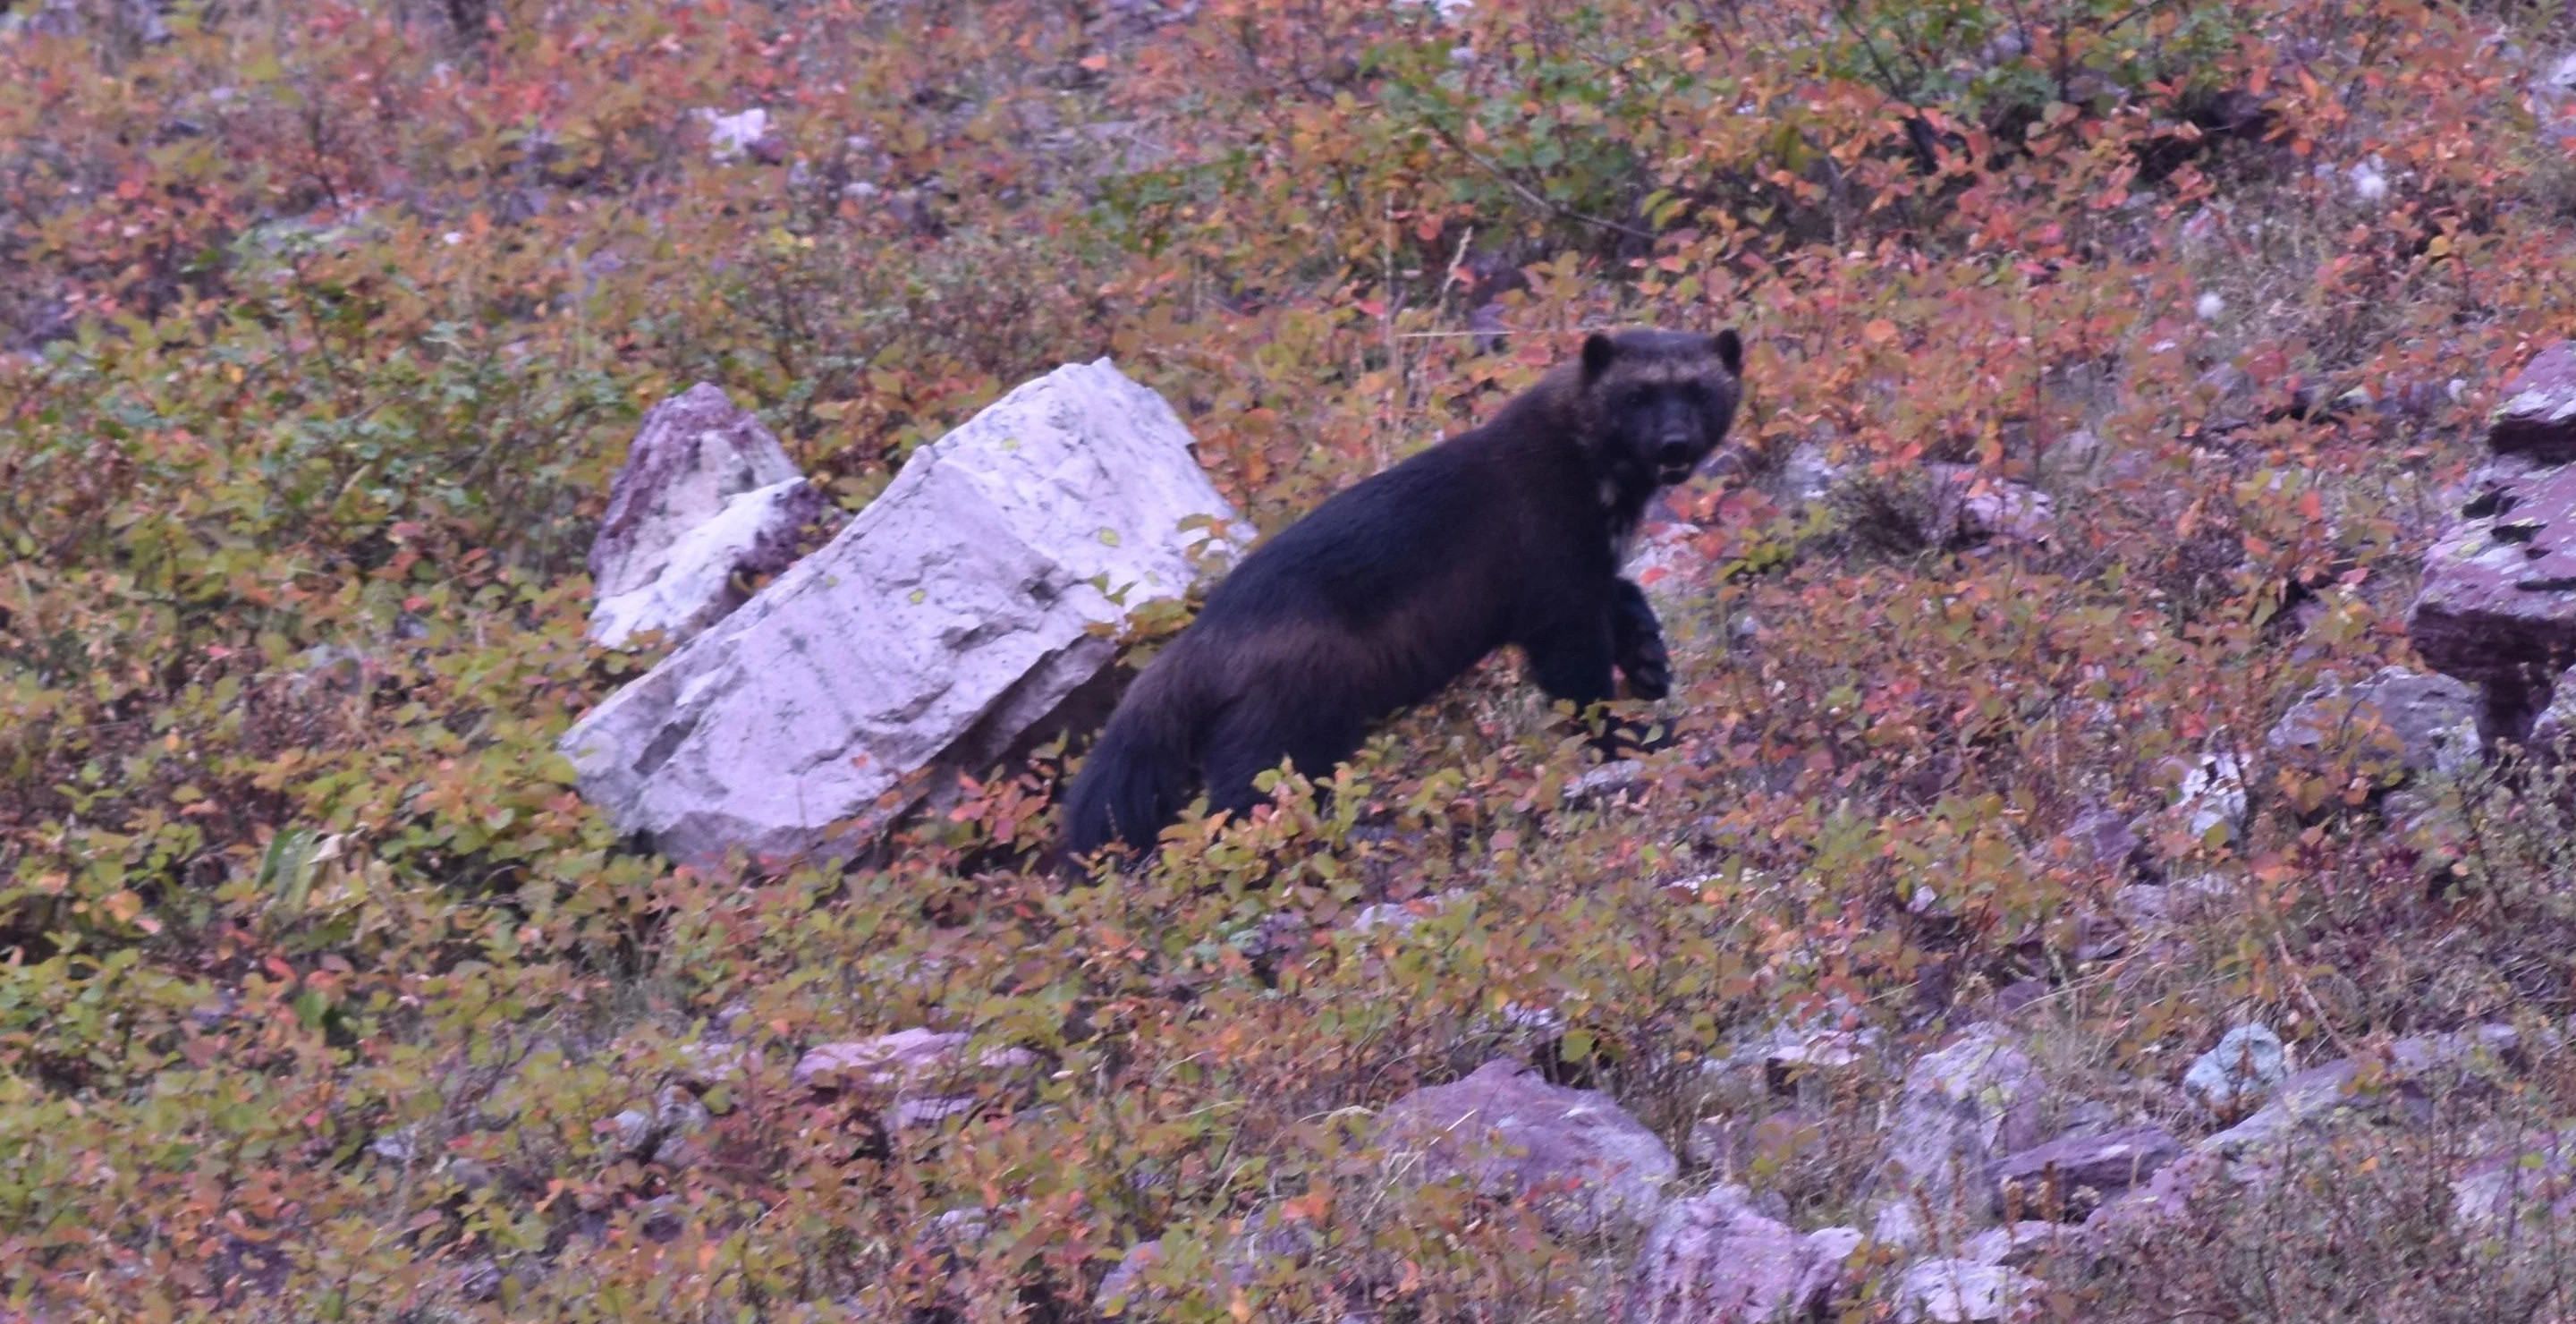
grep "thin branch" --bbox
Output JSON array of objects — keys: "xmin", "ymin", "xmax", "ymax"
[{"xmin": 1428, "ymin": 123, "xmax": 1657, "ymax": 242}]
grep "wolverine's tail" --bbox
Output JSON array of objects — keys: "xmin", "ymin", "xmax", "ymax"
[{"xmin": 1062, "ymin": 642, "xmax": 1214, "ymax": 860}]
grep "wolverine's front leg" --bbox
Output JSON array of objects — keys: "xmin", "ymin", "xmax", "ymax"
[
  {"xmin": 1607, "ymin": 578, "xmax": 1671, "ymax": 701},
  {"xmin": 1522, "ymin": 612, "xmax": 1621, "ymax": 743}
]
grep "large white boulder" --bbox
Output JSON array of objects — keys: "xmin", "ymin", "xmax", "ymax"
[
  {"xmin": 560, "ymin": 360, "xmax": 1240, "ymax": 870},
  {"xmin": 587, "ymin": 383, "xmax": 826, "ymax": 649}
]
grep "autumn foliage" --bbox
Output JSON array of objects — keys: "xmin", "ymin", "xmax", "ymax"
[{"xmin": 6, "ymin": 0, "xmax": 2576, "ymax": 1319}]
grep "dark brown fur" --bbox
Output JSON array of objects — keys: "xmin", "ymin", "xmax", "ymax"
[{"xmin": 1063, "ymin": 328, "xmax": 1742, "ymax": 858}]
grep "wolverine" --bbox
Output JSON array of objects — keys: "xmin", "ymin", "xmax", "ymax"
[{"xmin": 1063, "ymin": 327, "xmax": 1744, "ymax": 858}]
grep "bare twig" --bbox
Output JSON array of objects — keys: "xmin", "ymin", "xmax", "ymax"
[{"xmin": 1428, "ymin": 123, "xmax": 1656, "ymax": 242}]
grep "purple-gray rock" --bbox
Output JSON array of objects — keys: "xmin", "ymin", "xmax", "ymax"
[
  {"xmin": 1865, "ymin": 1027, "xmax": 2045, "ymax": 1248},
  {"xmin": 2488, "ymin": 341, "xmax": 2576, "ymax": 462},
  {"xmin": 1623, "ymin": 1186, "xmax": 1852, "ymax": 1324},
  {"xmin": 1377, "ymin": 1058, "xmax": 1677, "ymax": 1235},
  {"xmin": 2405, "ymin": 343, "xmax": 2576, "ymax": 738},
  {"xmin": 1893, "ymin": 1257, "xmax": 2044, "ymax": 1322},
  {"xmin": 587, "ymin": 383, "xmax": 827, "ymax": 649},
  {"xmin": 2265, "ymin": 666, "xmax": 2480, "ymax": 777},
  {"xmin": 1988, "ymin": 1125, "xmax": 2182, "ymax": 1219}
]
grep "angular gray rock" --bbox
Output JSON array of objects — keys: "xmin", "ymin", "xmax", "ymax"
[
  {"xmin": 1623, "ymin": 1186, "xmax": 1852, "ymax": 1324},
  {"xmin": 793, "ymin": 1028, "xmax": 1040, "ymax": 1134},
  {"xmin": 1377, "ymin": 1058, "xmax": 1677, "ymax": 1235},
  {"xmin": 2524, "ymin": 662, "xmax": 2576, "ymax": 757},
  {"xmin": 1988, "ymin": 1125, "xmax": 2182, "ymax": 1220},
  {"xmin": 2489, "ymin": 340, "xmax": 2576, "ymax": 462},
  {"xmin": 2201, "ymin": 1025, "xmax": 2521, "ymax": 1158},
  {"xmin": 2453, "ymin": 1126, "xmax": 2576, "ymax": 1228},
  {"xmin": 587, "ymin": 383, "xmax": 826, "ymax": 649},
  {"xmin": 2265, "ymin": 666, "xmax": 2480, "ymax": 777},
  {"xmin": 1894, "ymin": 1258, "xmax": 2042, "ymax": 1323},
  {"xmin": 1095, "ymin": 1239, "xmax": 1163, "ymax": 1313},
  {"xmin": 792, "ymin": 1028, "xmax": 1037, "ymax": 1094},
  {"xmin": 1925, "ymin": 464, "xmax": 2055, "ymax": 547},
  {"xmin": 1865, "ymin": 1027, "xmax": 2044, "ymax": 1248},
  {"xmin": 2409, "ymin": 344, "xmax": 2576, "ymax": 740},
  {"xmin": 1958, "ymin": 1220, "xmax": 2075, "ymax": 1269},
  {"xmin": 560, "ymin": 360, "xmax": 1241, "ymax": 869},
  {"xmin": 2182, "ymin": 1023, "xmax": 2287, "ymax": 1114},
  {"xmin": 1768, "ymin": 441, "xmax": 1840, "ymax": 510},
  {"xmin": 2080, "ymin": 1149, "xmax": 2233, "ymax": 1244}
]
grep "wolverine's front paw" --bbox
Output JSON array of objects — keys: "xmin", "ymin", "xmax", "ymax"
[{"xmin": 1617, "ymin": 641, "xmax": 1672, "ymax": 700}]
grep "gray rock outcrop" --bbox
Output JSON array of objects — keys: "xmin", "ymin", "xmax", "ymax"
[
  {"xmin": 1623, "ymin": 1186, "xmax": 1854, "ymax": 1324},
  {"xmin": 2410, "ymin": 342, "xmax": 2576, "ymax": 740},
  {"xmin": 1865, "ymin": 1027, "xmax": 2044, "ymax": 1248},
  {"xmin": 1377, "ymin": 1058, "xmax": 1677, "ymax": 1235},
  {"xmin": 561, "ymin": 360, "xmax": 1241, "ymax": 870},
  {"xmin": 587, "ymin": 383, "xmax": 827, "ymax": 649},
  {"xmin": 2265, "ymin": 666, "xmax": 2480, "ymax": 777}
]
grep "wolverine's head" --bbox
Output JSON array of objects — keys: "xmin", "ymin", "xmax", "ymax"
[{"xmin": 1578, "ymin": 327, "xmax": 1743, "ymax": 490}]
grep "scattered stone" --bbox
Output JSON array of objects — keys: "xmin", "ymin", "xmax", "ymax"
[
  {"xmin": 2050, "ymin": 803, "xmax": 2146, "ymax": 878},
  {"xmin": 1993, "ymin": 979, "xmax": 2051, "ymax": 1015},
  {"xmin": 2081, "ymin": 1149, "xmax": 2233, "ymax": 1243},
  {"xmin": 560, "ymin": 360, "xmax": 1242, "ymax": 870},
  {"xmin": 452, "ymin": 1258, "xmax": 506, "ymax": 1303},
  {"xmin": 1925, "ymin": 464, "xmax": 2055, "ymax": 547},
  {"xmin": 792, "ymin": 1028, "xmax": 1036, "ymax": 1095},
  {"xmin": 1894, "ymin": 1257, "xmax": 2043, "ymax": 1323},
  {"xmin": 1958, "ymin": 1220, "xmax": 2075, "ymax": 1269},
  {"xmin": 606, "ymin": 1107, "xmax": 656, "ymax": 1158},
  {"xmin": 1348, "ymin": 890, "xmax": 1465, "ymax": 938},
  {"xmin": 1095, "ymin": 1239, "xmax": 1164, "ymax": 1313},
  {"xmin": 2265, "ymin": 666, "xmax": 2480, "ymax": 777},
  {"xmin": 2182, "ymin": 1023, "xmax": 2287, "ymax": 1114},
  {"xmin": 1377, "ymin": 1058, "xmax": 1677, "ymax": 1235},
  {"xmin": 700, "ymin": 106, "xmax": 784, "ymax": 164},
  {"xmin": 1687, "ymin": 1106, "xmax": 1828, "ymax": 1180},
  {"xmin": 1988, "ymin": 1125, "xmax": 2182, "ymax": 1220},
  {"xmin": 2453, "ymin": 1126, "xmax": 2576, "ymax": 1228},
  {"xmin": 1865, "ymin": 1027, "xmax": 2044, "ymax": 1248},
  {"xmin": 290, "ymin": 642, "xmax": 378, "ymax": 699},
  {"xmin": 2202, "ymin": 1025, "xmax": 2522, "ymax": 1158},
  {"xmin": 1565, "ymin": 760, "xmax": 1653, "ymax": 806},
  {"xmin": 2172, "ymin": 751, "xmax": 2249, "ymax": 844},
  {"xmin": 1768, "ymin": 442, "xmax": 1840, "ymax": 510},
  {"xmin": 585, "ymin": 383, "xmax": 828, "ymax": 649},
  {"xmin": 1623, "ymin": 1185, "xmax": 1849, "ymax": 1324}
]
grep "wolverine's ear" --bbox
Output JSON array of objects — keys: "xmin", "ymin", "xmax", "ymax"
[
  {"xmin": 1709, "ymin": 328, "xmax": 1743, "ymax": 376},
  {"xmin": 1581, "ymin": 332, "xmax": 1619, "ymax": 380}
]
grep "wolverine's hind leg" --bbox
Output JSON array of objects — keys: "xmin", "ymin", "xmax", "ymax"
[{"xmin": 1199, "ymin": 696, "xmax": 1368, "ymax": 829}]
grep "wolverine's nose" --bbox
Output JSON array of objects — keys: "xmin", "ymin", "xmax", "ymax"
[{"xmin": 1655, "ymin": 439, "xmax": 1696, "ymax": 469}]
